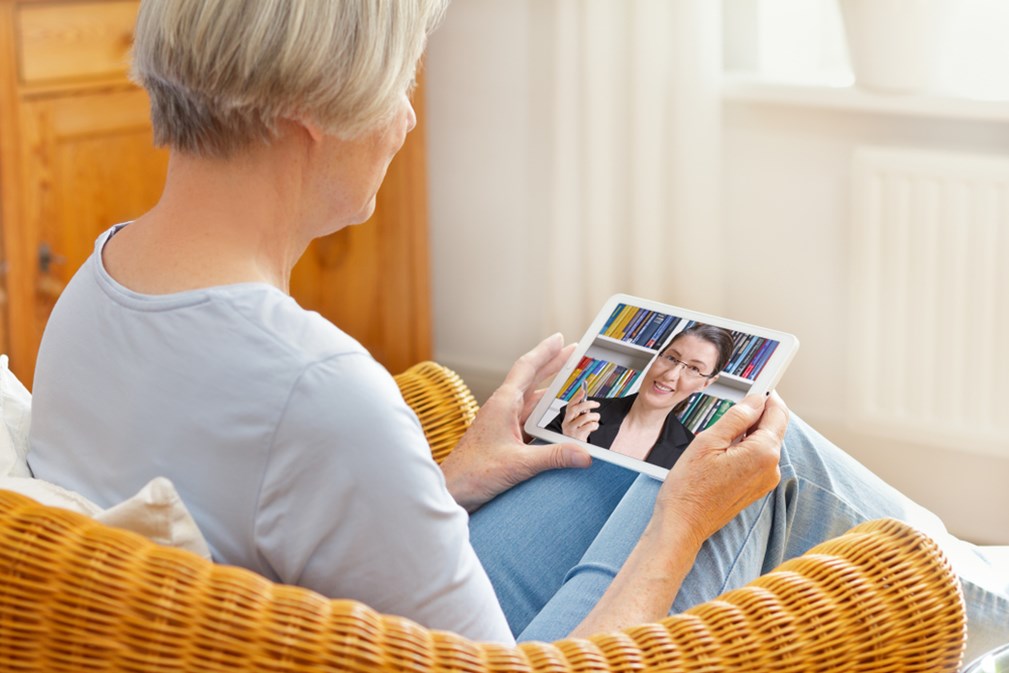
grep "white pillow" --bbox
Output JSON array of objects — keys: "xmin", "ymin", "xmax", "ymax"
[
  {"xmin": 0, "ymin": 355, "xmax": 211, "ymax": 559},
  {"xmin": 0, "ymin": 475, "xmax": 212, "ymax": 559},
  {"xmin": 0, "ymin": 354, "xmax": 32, "ymax": 478}
]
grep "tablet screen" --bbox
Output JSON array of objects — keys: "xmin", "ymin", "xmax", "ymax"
[{"xmin": 524, "ymin": 294, "xmax": 799, "ymax": 480}]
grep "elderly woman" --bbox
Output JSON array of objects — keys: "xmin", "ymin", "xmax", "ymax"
[
  {"xmin": 26, "ymin": 0, "xmax": 785, "ymax": 642},
  {"xmin": 26, "ymin": 0, "xmax": 1006, "ymax": 657}
]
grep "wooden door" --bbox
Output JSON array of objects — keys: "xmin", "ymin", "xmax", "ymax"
[
  {"xmin": 8, "ymin": 88, "xmax": 169, "ymax": 383},
  {"xmin": 0, "ymin": 235, "xmax": 7, "ymax": 356}
]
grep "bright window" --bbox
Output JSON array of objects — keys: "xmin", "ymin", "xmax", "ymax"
[{"xmin": 723, "ymin": 0, "xmax": 1009, "ymax": 100}]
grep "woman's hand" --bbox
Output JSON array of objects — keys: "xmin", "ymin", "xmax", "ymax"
[
  {"xmin": 569, "ymin": 391, "xmax": 789, "ymax": 638},
  {"xmin": 440, "ymin": 334, "xmax": 593, "ymax": 512},
  {"xmin": 653, "ymin": 392, "xmax": 789, "ymax": 550},
  {"xmin": 560, "ymin": 388, "xmax": 600, "ymax": 441}
]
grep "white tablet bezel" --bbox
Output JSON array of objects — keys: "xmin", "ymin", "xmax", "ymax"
[{"xmin": 524, "ymin": 293, "xmax": 800, "ymax": 480}]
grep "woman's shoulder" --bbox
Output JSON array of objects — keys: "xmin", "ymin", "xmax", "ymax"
[{"xmin": 220, "ymin": 287, "xmax": 367, "ymax": 362}]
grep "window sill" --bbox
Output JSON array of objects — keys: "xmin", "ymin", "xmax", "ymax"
[{"xmin": 722, "ymin": 73, "xmax": 1009, "ymax": 124}]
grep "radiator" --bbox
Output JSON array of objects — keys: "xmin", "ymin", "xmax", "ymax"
[{"xmin": 850, "ymin": 147, "xmax": 1009, "ymax": 457}]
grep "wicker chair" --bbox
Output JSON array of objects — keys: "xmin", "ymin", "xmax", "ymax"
[
  {"xmin": 0, "ymin": 362, "xmax": 968, "ymax": 673},
  {"xmin": 394, "ymin": 361, "xmax": 479, "ymax": 465}
]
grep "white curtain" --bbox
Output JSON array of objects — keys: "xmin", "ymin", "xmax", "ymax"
[
  {"xmin": 425, "ymin": 0, "xmax": 726, "ymax": 397},
  {"xmin": 531, "ymin": 0, "xmax": 726, "ymax": 339}
]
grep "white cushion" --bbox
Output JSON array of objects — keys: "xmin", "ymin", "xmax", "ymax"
[
  {"xmin": 0, "ymin": 354, "xmax": 211, "ymax": 558},
  {"xmin": 0, "ymin": 475, "xmax": 212, "ymax": 559},
  {"xmin": 0, "ymin": 354, "xmax": 31, "ymax": 478}
]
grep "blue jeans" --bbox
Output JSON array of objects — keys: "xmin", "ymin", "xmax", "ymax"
[{"xmin": 469, "ymin": 415, "xmax": 1009, "ymax": 662}]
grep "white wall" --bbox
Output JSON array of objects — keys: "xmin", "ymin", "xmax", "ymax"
[
  {"xmin": 425, "ymin": 1, "xmax": 1009, "ymax": 543},
  {"xmin": 722, "ymin": 103, "xmax": 1009, "ymax": 543},
  {"xmin": 427, "ymin": 0, "xmax": 725, "ymax": 397},
  {"xmin": 426, "ymin": 0, "xmax": 550, "ymax": 398},
  {"xmin": 723, "ymin": 104, "xmax": 1009, "ymax": 417}
]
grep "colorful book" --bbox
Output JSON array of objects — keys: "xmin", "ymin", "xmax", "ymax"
[
  {"xmin": 608, "ymin": 305, "xmax": 637, "ymax": 338},
  {"xmin": 645, "ymin": 315, "xmax": 675, "ymax": 348},
  {"xmin": 677, "ymin": 393, "xmax": 736, "ymax": 433},
  {"xmin": 557, "ymin": 357, "xmax": 641, "ymax": 401},
  {"xmin": 729, "ymin": 334, "xmax": 759, "ymax": 373},
  {"xmin": 622, "ymin": 310, "xmax": 650, "ymax": 341},
  {"xmin": 634, "ymin": 313, "xmax": 666, "ymax": 347},
  {"xmin": 742, "ymin": 339, "xmax": 779, "ymax": 380},
  {"xmin": 601, "ymin": 303, "xmax": 626, "ymax": 333},
  {"xmin": 650, "ymin": 316, "xmax": 682, "ymax": 350}
]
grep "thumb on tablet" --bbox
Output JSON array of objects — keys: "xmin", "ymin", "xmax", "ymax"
[
  {"xmin": 701, "ymin": 393, "xmax": 767, "ymax": 444},
  {"xmin": 530, "ymin": 442, "xmax": 593, "ymax": 472}
]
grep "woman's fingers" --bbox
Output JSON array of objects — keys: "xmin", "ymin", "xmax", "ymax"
[
  {"xmin": 520, "ymin": 388, "xmax": 548, "ymax": 425},
  {"xmin": 701, "ymin": 393, "xmax": 767, "ymax": 444},
  {"xmin": 655, "ymin": 393, "xmax": 790, "ymax": 545},
  {"xmin": 748, "ymin": 391, "xmax": 789, "ymax": 445},
  {"xmin": 442, "ymin": 334, "xmax": 588, "ymax": 511},
  {"xmin": 566, "ymin": 412, "xmax": 600, "ymax": 431},
  {"xmin": 561, "ymin": 397, "xmax": 596, "ymax": 438},
  {"xmin": 565, "ymin": 397, "xmax": 593, "ymax": 423},
  {"xmin": 504, "ymin": 333, "xmax": 573, "ymax": 395},
  {"xmin": 523, "ymin": 441, "xmax": 593, "ymax": 472},
  {"xmin": 698, "ymin": 391, "xmax": 788, "ymax": 449}
]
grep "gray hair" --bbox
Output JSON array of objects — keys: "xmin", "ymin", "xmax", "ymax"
[{"xmin": 131, "ymin": 0, "xmax": 448, "ymax": 158}]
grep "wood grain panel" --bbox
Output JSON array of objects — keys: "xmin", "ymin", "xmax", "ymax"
[
  {"xmin": 0, "ymin": 1, "xmax": 19, "ymax": 356},
  {"xmin": 16, "ymin": 0, "xmax": 137, "ymax": 83},
  {"xmin": 11, "ymin": 88, "xmax": 167, "ymax": 381}
]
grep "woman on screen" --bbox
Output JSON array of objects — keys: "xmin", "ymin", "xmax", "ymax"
[{"xmin": 550, "ymin": 324, "xmax": 734, "ymax": 469}]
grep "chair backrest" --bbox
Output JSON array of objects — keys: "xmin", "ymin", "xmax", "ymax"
[{"xmin": 0, "ymin": 489, "xmax": 965, "ymax": 673}]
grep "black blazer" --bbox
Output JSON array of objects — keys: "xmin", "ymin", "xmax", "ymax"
[{"xmin": 546, "ymin": 393, "xmax": 694, "ymax": 470}]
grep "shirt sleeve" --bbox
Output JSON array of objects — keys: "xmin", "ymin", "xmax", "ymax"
[{"xmin": 254, "ymin": 352, "xmax": 514, "ymax": 644}]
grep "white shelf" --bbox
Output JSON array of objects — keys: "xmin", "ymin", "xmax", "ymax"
[
  {"xmin": 717, "ymin": 372, "xmax": 753, "ymax": 391},
  {"xmin": 595, "ymin": 335, "xmax": 658, "ymax": 358},
  {"xmin": 722, "ymin": 74, "xmax": 1009, "ymax": 124},
  {"xmin": 594, "ymin": 336, "xmax": 755, "ymax": 392}
]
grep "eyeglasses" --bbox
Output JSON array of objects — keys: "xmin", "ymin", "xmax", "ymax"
[{"xmin": 654, "ymin": 353, "xmax": 716, "ymax": 380}]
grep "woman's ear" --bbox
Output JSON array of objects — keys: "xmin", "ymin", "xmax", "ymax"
[
  {"xmin": 287, "ymin": 115, "xmax": 325, "ymax": 143},
  {"xmin": 700, "ymin": 374, "xmax": 718, "ymax": 390}
]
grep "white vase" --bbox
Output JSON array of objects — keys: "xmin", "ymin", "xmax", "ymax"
[{"xmin": 838, "ymin": 0, "xmax": 955, "ymax": 94}]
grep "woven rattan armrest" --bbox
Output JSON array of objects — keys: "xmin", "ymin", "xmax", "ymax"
[
  {"xmin": 395, "ymin": 361, "xmax": 479, "ymax": 464},
  {"xmin": 0, "ymin": 489, "xmax": 965, "ymax": 672}
]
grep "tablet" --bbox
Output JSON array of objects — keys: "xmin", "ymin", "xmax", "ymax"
[{"xmin": 524, "ymin": 294, "xmax": 799, "ymax": 481}]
